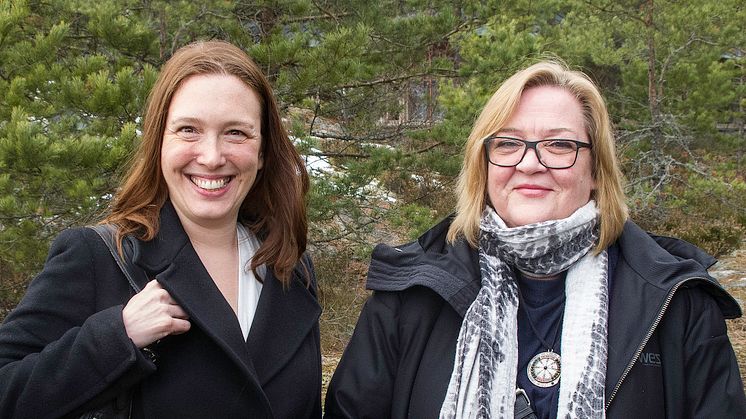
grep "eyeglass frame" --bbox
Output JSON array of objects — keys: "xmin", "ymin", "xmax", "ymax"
[{"xmin": 482, "ymin": 135, "xmax": 593, "ymax": 169}]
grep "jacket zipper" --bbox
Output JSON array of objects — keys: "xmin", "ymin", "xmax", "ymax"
[{"xmin": 605, "ymin": 276, "xmax": 705, "ymax": 409}]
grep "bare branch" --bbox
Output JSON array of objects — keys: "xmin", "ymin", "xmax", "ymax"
[
  {"xmin": 309, "ymin": 130, "xmax": 402, "ymax": 143},
  {"xmin": 310, "ymin": 218, "xmax": 378, "ymax": 245},
  {"xmin": 281, "ymin": 13, "xmax": 355, "ymax": 23},
  {"xmin": 658, "ymin": 32, "xmax": 718, "ymax": 88},
  {"xmin": 413, "ymin": 142, "xmax": 444, "ymax": 154},
  {"xmin": 338, "ymin": 70, "xmax": 456, "ymax": 89},
  {"xmin": 308, "ymin": 151, "xmax": 371, "ymax": 159},
  {"xmin": 309, "ymin": 0, "xmax": 344, "ymax": 25},
  {"xmin": 582, "ymin": 0, "xmax": 649, "ymax": 26}
]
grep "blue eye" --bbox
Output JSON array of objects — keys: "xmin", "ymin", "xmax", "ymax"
[
  {"xmin": 543, "ymin": 140, "xmax": 578, "ymax": 153},
  {"xmin": 495, "ymin": 139, "xmax": 522, "ymax": 148},
  {"xmin": 492, "ymin": 138, "xmax": 524, "ymax": 153}
]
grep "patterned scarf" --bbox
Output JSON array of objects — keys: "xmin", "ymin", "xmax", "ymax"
[{"xmin": 440, "ymin": 201, "xmax": 608, "ymax": 418}]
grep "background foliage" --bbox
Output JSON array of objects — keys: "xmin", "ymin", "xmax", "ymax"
[{"xmin": 1, "ymin": 1, "xmax": 744, "ymax": 353}]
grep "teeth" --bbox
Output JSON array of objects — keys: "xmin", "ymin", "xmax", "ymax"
[{"xmin": 191, "ymin": 176, "xmax": 229, "ymax": 190}]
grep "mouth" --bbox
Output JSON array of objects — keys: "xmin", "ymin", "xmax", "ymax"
[
  {"xmin": 514, "ymin": 184, "xmax": 552, "ymax": 197},
  {"xmin": 515, "ymin": 184, "xmax": 550, "ymax": 191},
  {"xmin": 190, "ymin": 175, "xmax": 233, "ymax": 191}
]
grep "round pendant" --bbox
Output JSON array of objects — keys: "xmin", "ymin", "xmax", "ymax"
[{"xmin": 527, "ymin": 351, "xmax": 561, "ymax": 388}]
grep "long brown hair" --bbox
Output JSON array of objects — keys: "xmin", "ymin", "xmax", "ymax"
[
  {"xmin": 447, "ymin": 60, "xmax": 628, "ymax": 252},
  {"xmin": 105, "ymin": 40, "xmax": 309, "ymax": 285}
]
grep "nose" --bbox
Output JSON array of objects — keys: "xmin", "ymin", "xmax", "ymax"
[
  {"xmin": 515, "ymin": 146, "xmax": 546, "ymax": 173},
  {"xmin": 195, "ymin": 134, "xmax": 226, "ymax": 168}
]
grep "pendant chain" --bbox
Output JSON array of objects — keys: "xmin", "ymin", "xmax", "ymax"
[{"xmin": 517, "ymin": 284, "xmax": 565, "ymax": 352}]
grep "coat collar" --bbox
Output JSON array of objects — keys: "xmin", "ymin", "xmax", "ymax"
[
  {"xmin": 366, "ymin": 215, "xmax": 481, "ymax": 317},
  {"xmin": 131, "ymin": 201, "xmax": 321, "ymax": 388}
]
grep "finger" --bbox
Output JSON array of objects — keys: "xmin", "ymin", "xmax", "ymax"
[
  {"xmin": 143, "ymin": 279, "xmax": 161, "ymax": 291},
  {"xmin": 150, "ymin": 281, "xmax": 181, "ymax": 304},
  {"xmin": 137, "ymin": 282, "xmax": 171, "ymax": 303},
  {"xmin": 169, "ymin": 319, "xmax": 191, "ymax": 335},
  {"xmin": 134, "ymin": 281, "xmax": 168, "ymax": 304},
  {"xmin": 168, "ymin": 305, "xmax": 190, "ymax": 319}
]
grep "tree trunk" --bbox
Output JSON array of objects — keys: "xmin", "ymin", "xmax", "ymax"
[{"xmin": 645, "ymin": 0, "xmax": 666, "ymax": 203}]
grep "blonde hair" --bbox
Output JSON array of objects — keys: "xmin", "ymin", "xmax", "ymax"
[{"xmin": 447, "ymin": 60, "xmax": 628, "ymax": 252}]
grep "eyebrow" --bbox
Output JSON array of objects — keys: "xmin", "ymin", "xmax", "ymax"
[
  {"xmin": 497, "ymin": 127, "xmax": 579, "ymax": 136},
  {"xmin": 167, "ymin": 116, "xmax": 258, "ymax": 129}
]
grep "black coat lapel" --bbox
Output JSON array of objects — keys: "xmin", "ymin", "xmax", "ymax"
[
  {"xmin": 155, "ymin": 246, "xmax": 256, "ymax": 373},
  {"xmin": 246, "ymin": 259, "xmax": 321, "ymax": 385},
  {"xmin": 130, "ymin": 202, "xmax": 263, "ymax": 388}
]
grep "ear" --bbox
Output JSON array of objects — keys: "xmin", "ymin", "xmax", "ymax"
[{"xmin": 258, "ymin": 151, "xmax": 264, "ymax": 170}]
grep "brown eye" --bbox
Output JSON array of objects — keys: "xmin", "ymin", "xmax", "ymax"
[
  {"xmin": 174, "ymin": 126, "xmax": 200, "ymax": 140},
  {"xmin": 224, "ymin": 129, "xmax": 248, "ymax": 143}
]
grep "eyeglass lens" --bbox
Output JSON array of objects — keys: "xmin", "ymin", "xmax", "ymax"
[{"xmin": 485, "ymin": 138, "xmax": 584, "ymax": 169}]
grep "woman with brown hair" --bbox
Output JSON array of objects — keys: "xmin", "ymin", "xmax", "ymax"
[
  {"xmin": 324, "ymin": 60, "xmax": 745, "ymax": 418},
  {"xmin": 0, "ymin": 40, "xmax": 320, "ymax": 418}
]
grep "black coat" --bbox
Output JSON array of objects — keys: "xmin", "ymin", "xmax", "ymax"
[
  {"xmin": 324, "ymin": 217, "xmax": 746, "ymax": 418},
  {"xmin": 0, "ymin": 202, "xmax": 322, "ymax": 419}
]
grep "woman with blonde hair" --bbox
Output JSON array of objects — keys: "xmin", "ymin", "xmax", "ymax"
[
  {"xmin": 324, "ymin": 60, "xmax": 745, "ymax": 418},
  {"xmin": 0, "ymin": 40, "xmax": 321, "ymax": 418}
]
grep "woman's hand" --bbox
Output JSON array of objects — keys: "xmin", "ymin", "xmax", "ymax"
[{"xmin": 122, "ymin": 280, "xmax": 191, "ymax": 348}]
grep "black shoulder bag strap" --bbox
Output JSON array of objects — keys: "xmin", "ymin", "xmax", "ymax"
[
  {"xmin": 79, "ymin": 224, "xmax": 147, "ymax": 419},
  {"xmin": 89, "ymin": 224, "xmax": 145, "ymax": 293}
]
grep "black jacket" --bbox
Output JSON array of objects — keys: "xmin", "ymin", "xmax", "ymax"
[
  {"xmin": 0, "ymin": 202, "xmax": 322, "ymax": 419},
  {"xmin": 324, "ymin": 217, "xmax": 746, "ymax": 418}
]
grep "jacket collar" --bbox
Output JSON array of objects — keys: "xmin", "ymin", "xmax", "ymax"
[
  {"xmin": 367, "ymin": 215, "xmax": 739, "ymax": 316},
  {"xmin": 614, "ymin": 220, "xmax": 739, "ymax": 318},
  {"xmin": 131, "ymin": 201, "xmax": 320, "ymax": 389},
  {"xmin": 366, "ymin": 215, "xmax": 481, "ymax": 317}
]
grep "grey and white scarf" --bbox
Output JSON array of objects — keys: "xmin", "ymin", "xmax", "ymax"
[{"xmin": 440, "ymin": 201, "xmax": 608, "ymax": 419}]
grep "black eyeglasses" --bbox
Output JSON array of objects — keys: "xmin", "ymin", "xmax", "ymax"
[{"xmin": 483, "ymin": 135, "xmax": 592, "ymax": 169}]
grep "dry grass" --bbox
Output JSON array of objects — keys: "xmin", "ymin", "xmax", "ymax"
[{"xmin": 317, "ymin": 252, "xmax": 369, "ymax": 402}]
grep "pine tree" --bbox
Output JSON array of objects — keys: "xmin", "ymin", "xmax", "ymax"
[{"xmin": 1, "ymin": 0, "xmax": 743, "ymax": 321}]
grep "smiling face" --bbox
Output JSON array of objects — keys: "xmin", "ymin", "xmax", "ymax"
[
  {"xmin": 486, "ymin": 85, "xmax": 595, "ymax": 227},
  {"xmin": 161, "ymin": 73, "xmax": 264, "ymax": 230}
]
